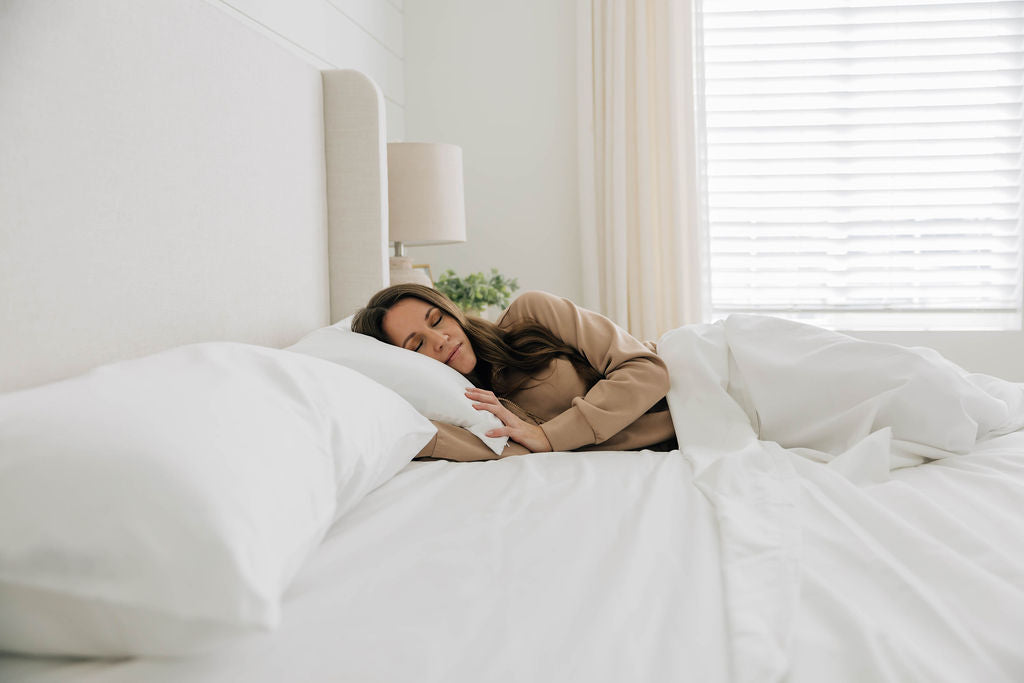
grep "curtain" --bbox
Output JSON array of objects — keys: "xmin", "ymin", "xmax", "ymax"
[{"xmin": 577, "ymin": 0, "xmax": 706, "ymax": 340}]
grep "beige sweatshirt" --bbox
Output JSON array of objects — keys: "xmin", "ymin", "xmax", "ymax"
[{"xmin": 414, "ymin": 290, "xmax": 676, "ymax": 462}]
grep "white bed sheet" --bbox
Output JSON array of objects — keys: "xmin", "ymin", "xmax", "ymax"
[
  {"xmin": 3, "ymin": 434, "xmax": 1023, "ymax": 683},
  {"xmin": 0, "ymin": 450, "xmax": 731, "ymax": 683},
  {"xmin": 787, "ymin": 430, "xmax": 1024, "ymax": 683}
]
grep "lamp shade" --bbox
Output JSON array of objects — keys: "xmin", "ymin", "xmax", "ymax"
[{"xmin": 387, "ymin": 142, "xmax": 467, "ymax": 246}]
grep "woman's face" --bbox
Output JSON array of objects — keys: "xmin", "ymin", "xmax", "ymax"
[{"xmin": 382, "ymin": 297, "xmax": 478, "ymax": 375}]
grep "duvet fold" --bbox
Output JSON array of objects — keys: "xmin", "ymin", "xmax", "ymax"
[{"xmin": 659, "ymin": 315, "xmax": 1024, "ymax": 683}]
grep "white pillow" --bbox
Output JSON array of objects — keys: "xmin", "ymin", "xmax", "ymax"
[
  {"xmin": 0, "ymin": 342, "xmax": 435, "ymax": 657},
  {"xmin": 288, "ymin": 323, "xmax": 509, "ymax": 455}
]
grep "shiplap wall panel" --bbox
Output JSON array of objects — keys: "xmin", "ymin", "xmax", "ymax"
[
  {"xmin": 208, "ymin": 0, "xmax": 405, "ymax": 139},
  {"xmin": 328, "ymin": 0, "xmax": 403, "ymax": 56},
  {"xmin": 0, "ymin": 0, "xmax": 333, "ymax": 390},
  {"xmin": 384, "ymin": 100, "xmax": 404, "ymax": 141}
]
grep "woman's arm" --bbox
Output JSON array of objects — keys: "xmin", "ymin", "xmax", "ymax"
[
  {"xmin": 413, "ymin": 420, "xmax": 531, "ymax": 462},
  {"xmin": 499, "ymin": 291, "xmax": 670, "ymax": 452}
]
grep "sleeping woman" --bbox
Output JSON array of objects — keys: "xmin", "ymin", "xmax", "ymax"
[{"xmin": 351, "ymin": 284, "xmax": 677, "ymax": 462}]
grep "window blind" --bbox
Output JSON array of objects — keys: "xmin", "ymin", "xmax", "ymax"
[{"xmin": 696, "ymin": 0, "xmax": 1024, "ymax": 330}]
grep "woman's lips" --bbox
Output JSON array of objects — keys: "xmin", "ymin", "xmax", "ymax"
[{"xmin": 446, "ymin": 344, "xmax": 461, "ymax": 365}]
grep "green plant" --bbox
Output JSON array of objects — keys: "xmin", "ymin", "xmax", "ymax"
[{"xmin": 434, "ymin": 268, "xmax": 520, "ymax": 314}]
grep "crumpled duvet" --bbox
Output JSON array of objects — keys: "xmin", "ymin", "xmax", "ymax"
[
  {"xmin": 659, "ymin": 315, "xmax": 1024, "ymax": 683},
  {"xmin": 660, "ymin": 314, "xmax": 1024, "ymax": 478}
]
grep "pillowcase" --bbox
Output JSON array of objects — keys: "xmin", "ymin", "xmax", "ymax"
[
  {"xmin": 0, "ymin": 342, "xmax": 435, "ymax": 657},
  {"xmin": 288, "ymin": 321, "xmax": 509, "ymax": 454}
]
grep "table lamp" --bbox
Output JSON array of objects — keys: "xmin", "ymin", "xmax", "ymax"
[{"xmin": 387, "ymin": 142, "xmax": 467, "ymax": 286}]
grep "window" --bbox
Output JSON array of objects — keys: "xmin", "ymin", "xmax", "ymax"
[{"xmin": 695, "ymin": 0, "xmax": 1024, "ymax": 330}]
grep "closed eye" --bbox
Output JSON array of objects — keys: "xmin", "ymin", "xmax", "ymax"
[{"xmin": 411, "ymin": 309, "xmax": 443, "ymax": 352}]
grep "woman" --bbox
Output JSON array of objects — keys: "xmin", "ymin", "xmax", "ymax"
[{"xmin": 351, "ymin": 284, "xmax": 677, "ymax": 462}]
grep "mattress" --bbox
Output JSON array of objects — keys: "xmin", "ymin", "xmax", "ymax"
[{"xmin": 3, "ymin": 432, "xmax": 1023, "ymax": 683}]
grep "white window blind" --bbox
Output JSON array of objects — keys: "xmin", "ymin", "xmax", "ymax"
[{"xmin": 696, "ymin": 0, "xmax": 1024, "ymax": 330}]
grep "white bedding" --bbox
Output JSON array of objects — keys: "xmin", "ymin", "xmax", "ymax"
[
  {"xmin": 3, "ymin": 435, "xmax": 1024, "ymax": 683},
  {"xmin": 790, "ymin": 434, "xmax": 1024, "ymax": 682},
  {"xmin": 659, "ymin": 315, "xmax": 1024, "ymax": 682},
  {"xmin": 4, "ymin": 318, "xmax": 1024, "ymax": 682},
  {"xmin": 0, "ymin": 451, "xmax": 731, "ymax": 682}
]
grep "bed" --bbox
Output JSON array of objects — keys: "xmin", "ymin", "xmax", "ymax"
[{"xmin": 2, "ymin": 3, "xmax": 1024, "ymax": 682}]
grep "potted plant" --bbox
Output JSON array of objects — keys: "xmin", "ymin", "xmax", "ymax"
[{"xmin": 434, "ymin": 268, "xmax": 519, "ymax": 318}]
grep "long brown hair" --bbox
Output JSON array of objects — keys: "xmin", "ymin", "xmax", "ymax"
[{"xmin": 351, "ymin": 284, "xmax": 602, "ymax": 394}]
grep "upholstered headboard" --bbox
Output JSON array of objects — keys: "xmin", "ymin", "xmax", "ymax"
[{"xmin": 0, "ymin": 1, "xmax": 388, "ymax": 392}]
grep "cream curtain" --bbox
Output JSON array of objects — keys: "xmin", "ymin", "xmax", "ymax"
[{"xmin": 577, "ymin": 0, "xmax": 706, "ymax": 340}]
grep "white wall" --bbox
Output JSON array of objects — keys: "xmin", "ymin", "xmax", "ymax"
[
  {"xmin": 849, "ymin": 331, "xmax": 1024, "ymax": 382},
  {"xmin": 208, "ymin": 0, "xmax": 406, "ymax": 139},
  {"xmin": 402, "ymin": 0, "xmax": 582, "ymax": 301}
]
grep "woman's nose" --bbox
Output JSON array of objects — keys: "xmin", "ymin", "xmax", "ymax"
[{"xmin": 428, "ymin": 328, "xmax": 449, "ymax": 349}]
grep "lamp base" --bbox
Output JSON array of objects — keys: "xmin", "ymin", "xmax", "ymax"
[{"xmin": 389, "ymin": 256, "xmax": 433, "ymax": 287}]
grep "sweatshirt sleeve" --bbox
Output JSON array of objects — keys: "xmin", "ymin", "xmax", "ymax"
[
  {"xmin": 413, "ymin": 421, "xmax": 531, "ymax": 462},
  {"xmin": 499, "ymin": 291, "xmax": 670, "ymax": 452}
]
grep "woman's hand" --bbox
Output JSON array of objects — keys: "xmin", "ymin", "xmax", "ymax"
[{"xmin": 465, "ymin": 388, "xmax": 553, "ymax": 453}]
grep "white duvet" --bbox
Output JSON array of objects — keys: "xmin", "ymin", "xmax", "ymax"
[{"xmin": 659, "ymin": 315, "xmax": 1024, "ymax": 683}]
